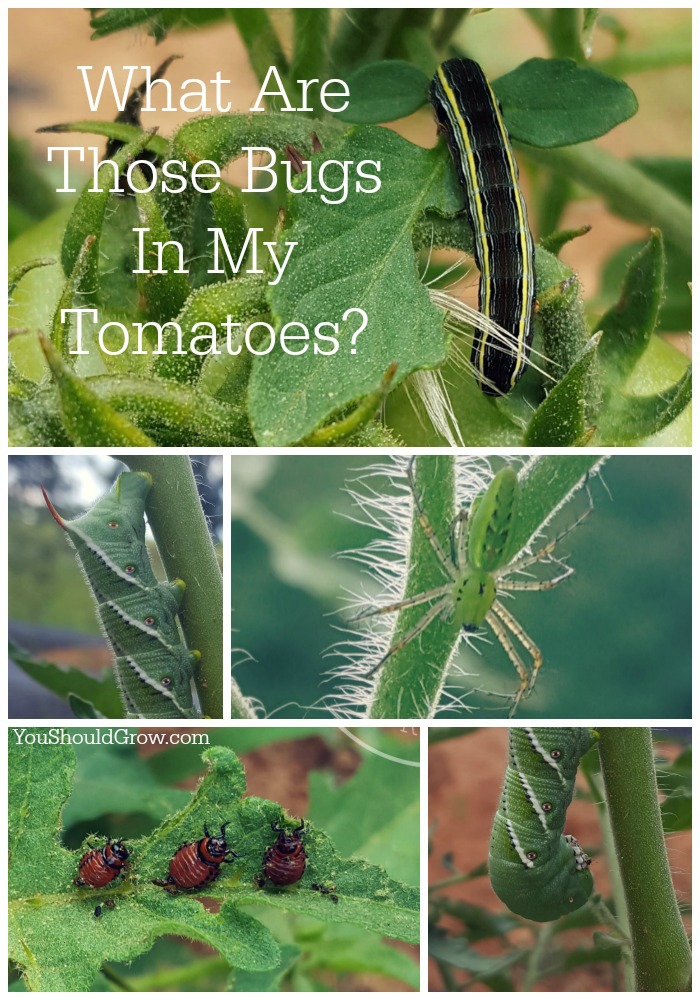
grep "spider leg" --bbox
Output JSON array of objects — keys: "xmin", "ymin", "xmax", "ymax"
[
  {"xmin": 449, "ymin": 508, "xmax": 470, "ymax": 571},
  {"xmin": 349, "ymin": 584, "xmax": 452, "ymax": 622},
  {"xmin": 364, "ymin": 596, "xmax": 453, "ymax": 678},
  {"xmin": 498, "ymin": 558, "xmax": 574, "ymax": 591},
  {"xmin": 495, "ymin": 539, "xmax": 565, "ymax": 577},
  {"xmin": 484, "ymin": 611, "xmax": 530, "ymax": 717},
  {"xmin": 494, "ymin": 487, "xmax": 593, "ymax": 580},
  {"xmin": 483, "ymin": 602, "xmax": 543, "ymax": 716},
  {"xmin": 406, "ymin": 457, "xmax": 457, "ymax": 580}
]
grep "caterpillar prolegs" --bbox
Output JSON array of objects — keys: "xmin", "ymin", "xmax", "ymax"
[
  {"xmin": 43, "ymin": 471, "xmax": 200, "ymax": 719},
  {"xmin": 489, "ymin": 727, "xmax": 598, "ymax": 922}
]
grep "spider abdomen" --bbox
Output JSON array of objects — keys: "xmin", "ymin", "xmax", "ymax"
[{"xmin": 468, "ymin": 467, "xmax": 518, "ymax": 571}]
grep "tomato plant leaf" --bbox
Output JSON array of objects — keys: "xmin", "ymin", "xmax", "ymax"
[
  {"xmin": 251, "ymin": 127, "xmax": 460, "ymax": 445},
  {"xmin": 9, "ymin": 740, "xmax": 419, "ymax": 991}
]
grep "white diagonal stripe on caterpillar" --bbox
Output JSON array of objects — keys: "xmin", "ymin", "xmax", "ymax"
[
  {"xmin": 104, "ymin": 600, "xmax": 179, "ymax": 650},
  {"xmin": 121, "ymin": 656, "xmax": 191, "ymax": 715},
  {"xmin": 517, "ymin": 770, "xmax": 549, "ymax": 832},
  {"xmin": 505, "ymin": 818, "xmax": 534, "ymax": 868},
  {"xmin": 69, "ymin": 524, "xmax": 150, "ymax": 591},
  {"xmin": 523, "ymin": 727, "xmax": 567, "ymax": 786}
]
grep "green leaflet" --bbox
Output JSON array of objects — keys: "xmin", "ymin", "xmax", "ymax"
[
  {"xmin": 489, "ymin": 727, "xmax": 598, "ymax": 921},
  {"xmin": 43, "ymin": 471, "xmax": 200, "ymax": 719}
]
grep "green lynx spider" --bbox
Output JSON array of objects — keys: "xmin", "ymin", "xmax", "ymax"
[{"xmin": 351, "ymin": 459, "xmax": 592, "ymax": 716}]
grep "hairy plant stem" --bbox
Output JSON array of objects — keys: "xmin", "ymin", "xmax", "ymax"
[
  {"xmin": 369, "ymin": 456, "xmax": 458, "ymax": 719},
  {"xmin": 520, "ymin": 143, "xmax": 691, "ymax": 255},
  {"xmin": 581, "ymin": 754, "xmax": 634, "ymax": 989},
  {"xmin": 598, "ymin": 728, "xmax": 691, "ymax": 991},
  {"xmin": 120, "ymin": 455, "xmax": 227, "ymax": 718},
  {"xmin": 523, "ymin": 923, "xmax": 554, "ymax": 991}
]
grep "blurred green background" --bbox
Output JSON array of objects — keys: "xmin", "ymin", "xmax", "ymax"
[{"xmin": 232, "ymin": 455, "xmax": 691, "ymax": 718}]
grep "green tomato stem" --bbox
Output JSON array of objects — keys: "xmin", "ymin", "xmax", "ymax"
[
  {"xmin": 119, "ymin": 455, "xmax": 231, "ymax": 718},
  {"xmin": 598, "ymin": 728, "xmax": 691, "ymax": 991},
  {"xmin": 369, "ymin": 455, "xmax": 459, "ymax": 719},
  {"xmin": 520, "ymin": 143, "xmax": 691, "ymax": 255}
]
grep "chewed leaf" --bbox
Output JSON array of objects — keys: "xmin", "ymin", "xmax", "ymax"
[
  {"xmin": 140, "ymin": 748, "xmax": 420, "ymax": 939},
  {"xmin": 230, "ymin": 943, "xmax": 302, "ymax": 991},
  {"xmin": 9, "ymin": 741, "xmax": 419, "ymax": 991}
]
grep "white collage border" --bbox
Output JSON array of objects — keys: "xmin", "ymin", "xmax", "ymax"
[{"xmin": 3, "ymin": 0, "xmax": 697, "ymax": 991}]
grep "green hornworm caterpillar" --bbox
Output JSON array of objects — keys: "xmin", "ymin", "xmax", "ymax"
[
  {"xmin": 429, "ymin": 58, "xmax": 536, "ymax": 395},
  {"xmin": 489, "ymin": 727, "xmax": 598, "ymax": 921},
  {"xmin": 43, "ymin": 471, "xmax": 200, "ymax": 719}
]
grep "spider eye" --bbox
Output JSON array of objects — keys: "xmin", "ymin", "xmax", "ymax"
[
  {"xmin": 144, "ymin": 616, "xmax": 156, "ymax": 626},
  {"xmin": 161, "ymin": 677, "xmax": 172, "ymax": 687},
  {"xmin": 108, "ymin": 521, "xmax": 119, "ymax": 529},
  {"xmin": 550, "ymin": 749, "xmax": 562, "ymax": 760},
  {"xmin": 542, "ymin": 802, "xmax": 553, "ymax": 812},
  {"xmin": 526, "ymin": 851, "xmax": 538, "ymax": 861},
  {"xmin": 125, "ymin": 565, "xmax": 136, "ymax": 575}
]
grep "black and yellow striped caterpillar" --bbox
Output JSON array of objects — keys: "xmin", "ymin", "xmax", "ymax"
[{"xmin": 429, "ymin": 58, "xmax": 536, "ymax": 395}]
